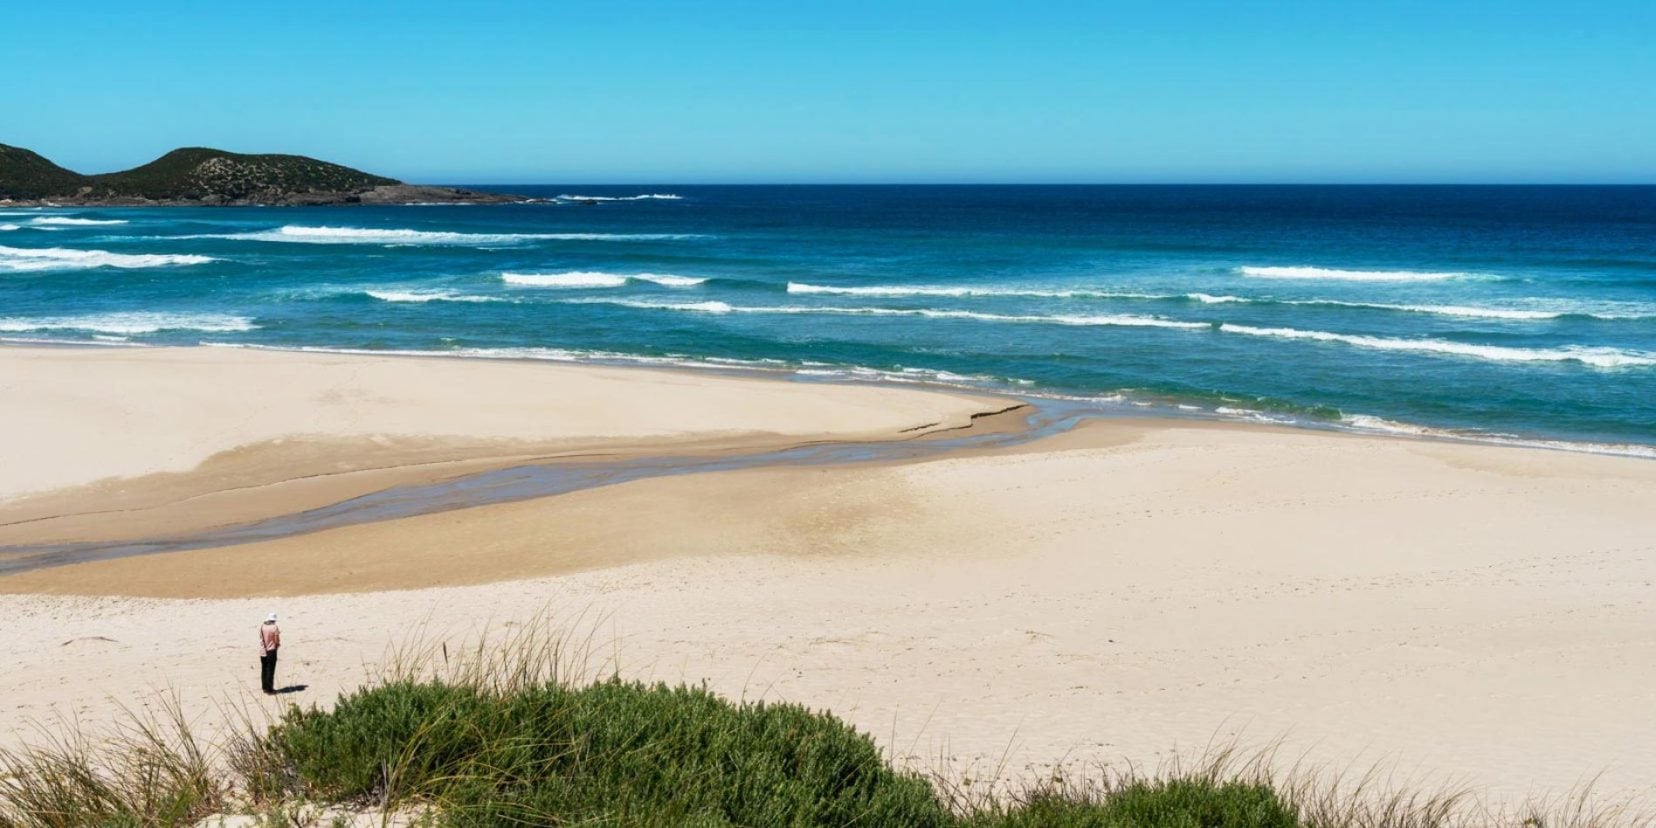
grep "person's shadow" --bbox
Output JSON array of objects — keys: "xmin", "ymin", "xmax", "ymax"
[{"xmin": 274, "ymin": 684, "xmax": 308, "ymax": 694}]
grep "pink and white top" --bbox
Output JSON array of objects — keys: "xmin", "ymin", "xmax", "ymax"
[{"xmin": 259, "ymin": 623, "xmax": 281, "ymax": 654}]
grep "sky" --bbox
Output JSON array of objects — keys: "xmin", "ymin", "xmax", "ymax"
[{"xmin": 5, "ymin": 1, "xmax": 1654, "ymax": 184}]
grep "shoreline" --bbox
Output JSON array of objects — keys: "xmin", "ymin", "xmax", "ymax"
[
  {"xmin": 3, "ymin": 339, "xmax": 1647, "ymax": 581},
  {"xmin": 2, "ymin": 340, "xmax": 1652, "ymax": 582},
  {"xmin": 3, "ymin": 338, "xmax": 1653, "ymax": 464}
]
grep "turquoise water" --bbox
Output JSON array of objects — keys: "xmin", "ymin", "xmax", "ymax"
[{"xmin": 2, "ymin": 185, "xmax": 1653, "ymax": 454}]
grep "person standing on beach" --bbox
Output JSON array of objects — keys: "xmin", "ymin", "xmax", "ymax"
[{"xmin": 259, "ymin": 612, "xmax": 281, "ymax": 694}]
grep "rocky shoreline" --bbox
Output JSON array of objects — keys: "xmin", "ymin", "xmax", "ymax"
[
  {"xmin": 0, "ymin": 184, "xmax": 526, "ymax": 208},
  {"xmin": 0, "ymin": 144, "xmax": 529, "ymax": 207}
]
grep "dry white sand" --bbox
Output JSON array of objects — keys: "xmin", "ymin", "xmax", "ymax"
[{"xmin": 2, "ymin": 346, "xmax": 1654, "ymax": 812}]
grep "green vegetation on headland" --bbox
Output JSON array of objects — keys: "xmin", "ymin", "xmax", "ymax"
[
  {"xmin": 0, "ymin": 629, "xmax": 1644, "ymax": 826},
  {"xmin": 0, "ymin": 143, "xmax": 522, "ymax": 206}
]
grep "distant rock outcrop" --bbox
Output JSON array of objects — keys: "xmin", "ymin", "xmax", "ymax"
[{"xmin": 0, "ymin": 144, "xmax": 523, "ymax": 206}]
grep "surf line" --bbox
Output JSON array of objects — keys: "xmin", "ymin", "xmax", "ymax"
[{"xmin": 0, "ymin": 400, "xmax": 1102, "ymax": 576}]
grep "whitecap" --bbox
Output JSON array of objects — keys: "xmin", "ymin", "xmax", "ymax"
[
  {"xmin": 365, "ymin": 289, "xmax": 504, "ymax": 304},
  {"xmin": 502, "ymin": 272, "xmax": 629, "ymax": 288},
  {"xmin": 1192, "ymin": 293, "xmax": 1633, "ymax": 320},
  {"xmin": 28, "ymin": 217, "xmax": 129, "ymax": 226},
  {"xmin": 554, "ymin": 193, "xmax": 683, "ymax": 201},
  {"xmin": 0, "ymin": 224, "xmax": 18, "ymax": 232},
  {"xmin": 1185, "ymin": 293, "xmax": 1249, "ymax": 304},
  {"xmin": 631, "ymin": 273, "xmax": 707, "ymax": 287},
  {"xmin": 1218, "ymin": 323, "xmax": 1656, "ymax": 368},
  {"xmin": 785, "ymin": 281, "xmax": 1158, "ymax": 300},
  {"xmin": 0, "ymin": 245, "xmax": 217, "ymax": 272},
  {"xmin": 190, "ymin": 225, "xmax": 704, "ymax": 245},
  {"xmin": 1238, "ymin": 265, "xmax": 1475, "ymax": 282},
  {"xmin": 0, "ymin": 312, "xmax": 257, "ymax": 334},
  {"xmin": 1320, "ymin": 301, "xmax": 1564, "ymax": 320},
  {"xmin": 501, "ymin": 271, "xmax": 705, "ymax": 289},
  {"xmin": 569, "ymin": 299, "xmax": 1209, "ymax": 329}
]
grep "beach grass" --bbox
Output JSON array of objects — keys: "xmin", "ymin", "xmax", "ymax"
[
  {"xmin": 0, "ymin": 694, "xmax": 226, "ymax": 827},
  {"xmin": 1, "ymin": 622, "xmax": 1650, "ymax": 827}
]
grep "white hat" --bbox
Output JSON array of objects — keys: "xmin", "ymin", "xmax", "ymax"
[{"xmin": 266, "ymin": 612, "xmax": 278, "ymax": 623}]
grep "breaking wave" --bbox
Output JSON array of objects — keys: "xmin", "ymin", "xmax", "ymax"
[
  {"xmin": 503, "ymin": 272, "xmax": 627, "ymax": 288},
  {"xmin": 199, "ymin": 343, "xmax": 1018, "ymax": 391},
  {"xmin": 191, "ymin": 225, "xmax": 705, "ymax": 245},
  {"xmin": 502, "ymin": 271, "xmax": 706, "ymax": 288},
  {"xmin": 0, "ymin": 224, "xmax": 17, "ymax": 232},
  {"xmin": 0, "ymin": 245, "xmax": 216, "ymax": 272},
  {"xmin": 553, "ymin": 193, "xmax": 683, "ymax": 202},
  {"xmin": 28, "ymin": 217, "xmax": 129, "ymax": 226},
  {"xmin": 632, "ymin": 273, "xmax": 707, "ymax": 287},
  {"xmin": 786, "ymin": 282, "xmax": 1156, "ymax": 300},
  {"xmin": 1218, "ymin": 323, "xmax": 1656, "ymax": 368},
  {"xmin": 1339, "ymin": 415, "xmax": 1656, "ymax": 459},
  {"xmin": 567, "ymin": 299, "xmax": 1209, "ymax": 329},
  {"xmin": 787, "ymin": 284, "xmax": 1645, "ymax": 321},
  {"xmin": 1238, "ymin": 265, "xmax": 1478, "ymax": 282},
  {"xmin": 0, "ymin": 312, "xmax": 257, "ymax": 335},
  {"xmin": 1189, "ymin": 294, "xmax": 1646, "ymax": 321},
  {"xmin": 364, "ymin": 290, "xmax": 506, "ymax": 304}
]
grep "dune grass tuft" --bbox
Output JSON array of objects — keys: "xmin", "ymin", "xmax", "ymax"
[{"xmin": 0, "ymin": 695, "xmax": 225, "ymax": 828}]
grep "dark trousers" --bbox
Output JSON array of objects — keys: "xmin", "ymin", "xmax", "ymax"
[{"xmin": 260, "ymin": 650, "xmax": 278, "ymax": 693}]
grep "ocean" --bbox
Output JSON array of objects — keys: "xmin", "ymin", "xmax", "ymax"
[{"xmin": 2, "ymin": 185, "xmax": 1653, "ymax": 455}]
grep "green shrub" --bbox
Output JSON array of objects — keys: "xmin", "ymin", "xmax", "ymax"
[{"xmin": 263, "ymin": 678, "xmax": 951, "ymax": 826}]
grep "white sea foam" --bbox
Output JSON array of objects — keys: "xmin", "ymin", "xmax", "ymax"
[
  {"xmin": 1219, "ymin": 323, "xmax": 1656, "ymax": 368},
  {"xmin": 193, "ymin": 225, "xmax": 704, "ymax": 245},
  {"xmin": 27, "ymin": 216, "xmax": 129, "ymax": 226},
  {"xmin": 1339, "ymin": 414, "xmax": 1656, "ymax": 459},
  {"xmin": 785, "ymin": 281, "xmax": 1157, "ymax": 300},
  {"xmin": 1322, "ymin": 302, "xmax": 1563, "ymax": 320},
  {"xmin": 1238, "ymin": 265, "xmax": 1475, "ymax": 282},
  {"xmin": 786, "ymin": 283, "xmax": 1634, "ymax": 321},
  {"xmin": 503, "ymin": 272, "xmax": 629, "ymax": 288},
  {"xmin": 1192, "ymin": 293, "xmax": 1620, "ymax": 320},
  {"xmin": 199, "ymin": 342, "xmax": 1021, "ymax": 391},
  {"xmin": 789, "ymin": 282, "xmax": 1016, "ymax": 297},
  {"xmin": 591, "ymin": 300, "xmax": 735, "ymax": 313},
  {"xmin": 1212, "ymin": 406, "xmax": 1298, "ymax": 425},
  {"xmin": 0, "ymin": 335, "xmax": 143, "ymax": 348},
  {"xmin": 502, "ymin": 271, "xmax": 706, "ymax": 289},
  {"xmin": 0, "ymin": 312, "xmax": 257, "ymax": 335},
  {"xmin": 201, "ymin": 342, "xmax": 796, "ymax": 375},
  {"xmin": 365, "ymin": 289, "xmax": 504, "ymax": 304},
  {"xmin": 572, "ymin": 299, "xmax": 1209, "ymax": 329},
  {"xmin": 0, "ymin": 224, "xmax": 18, "ymax": 232},
  {"xmin": 0, "ymin": 245, "xmax": 216, "ymax": 272},
  {"xmin": 554, "ymin": 193, "xmax": 683, "ymax": 202},
  {"xmin": 1340, "ymin": 414, "xmax": 1438, "ymax": 436},
  {"xmin": 632, "ymin": 273, "xmax": 707, "ymax": 287}
]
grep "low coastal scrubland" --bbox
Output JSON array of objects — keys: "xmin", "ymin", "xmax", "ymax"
[{"xmin": 1, "ymin": 624, "xmax": 1646, "ymax": 828}]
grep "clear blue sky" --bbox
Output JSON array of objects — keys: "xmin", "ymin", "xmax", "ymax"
[{"xmin": 6, "ymin": 1, "xmax": 1653, "ymax": 183}]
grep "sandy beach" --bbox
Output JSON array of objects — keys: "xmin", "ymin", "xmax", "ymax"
[{"xmin": 2, "ymin": 345, "xmax": 1654, "ymax": 811}]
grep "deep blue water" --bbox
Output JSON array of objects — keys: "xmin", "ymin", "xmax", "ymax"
[{"xmin": 2, "ymin": 185, "xmax": 1653, "ymax": 453}]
